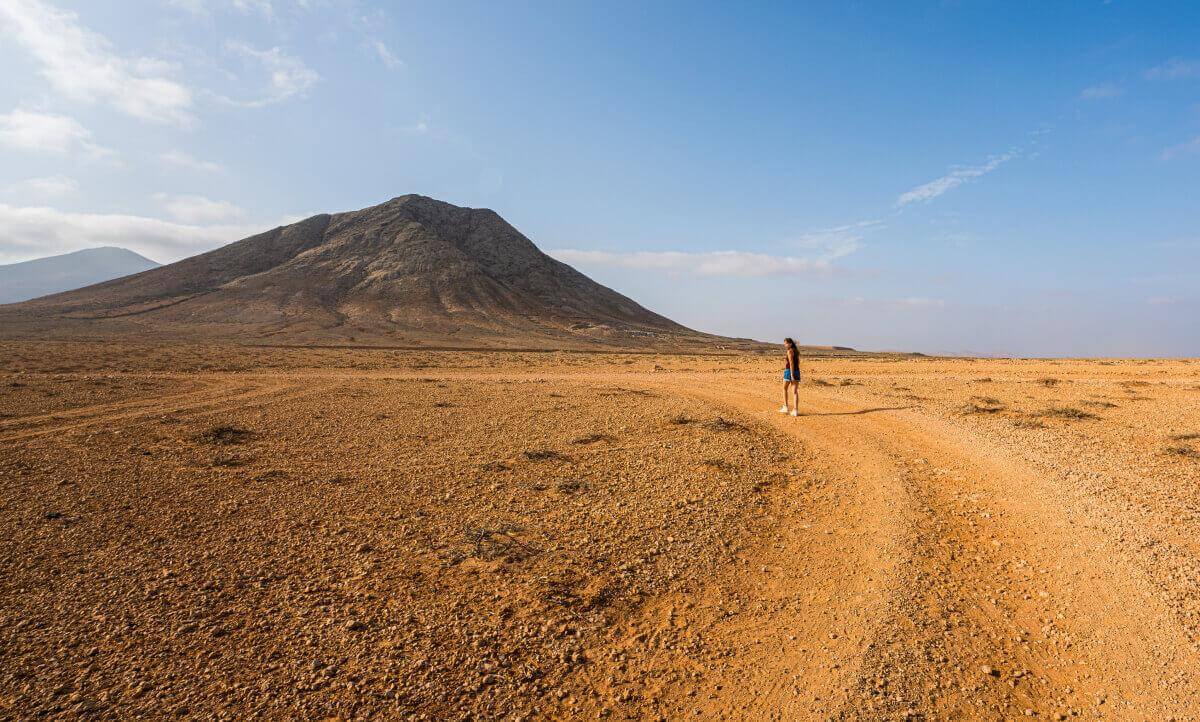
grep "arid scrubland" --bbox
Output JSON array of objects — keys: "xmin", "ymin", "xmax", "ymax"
[{"xmin": 2, "ymin": 343, "xmax": 1199, "ymax": 719}]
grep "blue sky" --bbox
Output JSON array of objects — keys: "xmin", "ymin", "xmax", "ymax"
[{"xmin": 0, "ymin": 0, "xmax": 1197, "ymax": 356}]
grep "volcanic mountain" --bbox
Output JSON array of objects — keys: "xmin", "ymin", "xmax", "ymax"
[
  {"xmin": 0, "ymin": 247, "xmax": 160, "ymax": 305},
  {"xmin": 0, "ymin": 195, "xmax": 753, "ymax": 349}
]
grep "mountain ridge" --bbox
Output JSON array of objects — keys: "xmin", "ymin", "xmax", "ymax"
[{"xmin": 0, "ymin": 195, "xmax": 763, "ymax": 350}]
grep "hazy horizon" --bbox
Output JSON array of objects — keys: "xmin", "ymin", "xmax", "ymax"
[{"xmin": 1, "ymin": 1, "xmax": 1197, "ymax": 357}]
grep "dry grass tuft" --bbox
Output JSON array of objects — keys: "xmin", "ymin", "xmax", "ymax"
[
  {"xmin": 1038, "ymin": 377, "xmax": 1060, "ymax": 387},
  {"xmin": 522, "ymin": 449, "xmax": 570, "ymax": 462},
  {"xmin": 197, "ymin": 425, "xmax": 254, "ymax": 445},
  {"xmin": 704, "ymin": 417, "xmax": 746, "ymax": 432},
  {"xmin": 960, "ymin": 396, "xmax": 1006, "ymax": 414},
  {"xmin": 1164, "ymin": 445, "xmax": 1199, "ymax": 459},
  {"xmin": 1038, "ymin": 406, "xmax": 1098, "ymax": 421},
  {"xmin": 1013, "ymin": 417, "xmax": 1047, "ymax": 429}
]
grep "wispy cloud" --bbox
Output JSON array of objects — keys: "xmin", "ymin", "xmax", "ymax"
[
  {"xmin": 896, "ymin": 153, "xmax": 1014, "ymax": 207},
  {"xmin": 231, "ymin": 0, "xmax": 274, "ymax": 18},
  {"xmin": 159, "ymin": 149, "xmax": 224, "ymax": 173},
  {"xmin": 892, "ymin": 297, "xmax": 946, "ymax": 309},
  {"xmin": 222, "ymin": 41, "xmax": 320, "ymax": 107},
  {"xmin": 549, "ymin": 249, "xmax": 835, "ymax": 277},
  {"xmin": 792, "ymin": 220, "xmax": 881, "ymax": 260},
  {"xmin": 1080, "ymin": 83, "xmax": 1122, "ymax": 100},
  {"xmin": 550, "ymin": 218, "xmax": 878, "ymax": 279},
  {"xmin": 0, "ymin": 109, "xmax": 113, "ymax": 157},
  {"xmin": 372, "ymin": 40, "xmax": 402, "ymax": 69},
  {"xmin": 1161, "ymin": 136, "xmax": 1200, "ymax": 160},
  {"xmin": 0, "ymin": 202, "xmax": 292, "ymax": 264},
  {"xmin": 1146, "ymin": 58, "xmax": 1200, "ymax": 81},
  {"xmin": 0, "ymin": 0, "xmax": 195, "ymax": 125},
  {"xmin": 152, "ymin": 193, "xmax": 245, "ymax": 224},
  {"xmin": 397, "ymin": 117, "xmax": 431, "ymax": 135},
  {"xmin": 3, "ymin": 175, "xmax": 78, "ymax": 199},
  {"xmin": 822, "ymin": 295, "xmax": 946, "ymax": 311}
]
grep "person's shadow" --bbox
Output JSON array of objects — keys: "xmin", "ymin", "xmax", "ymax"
[{"xmin": 794, "ymin": 405, "xmax": 916, "ymax": 417}]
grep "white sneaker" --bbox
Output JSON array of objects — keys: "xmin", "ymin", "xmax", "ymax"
[
  {"xmin": 779, "ymin": 405, "xmax": 789, "ymax": 414},
  {"xmin": 790, "ymin": 409, "xmax": 799, "ymax": 417}
]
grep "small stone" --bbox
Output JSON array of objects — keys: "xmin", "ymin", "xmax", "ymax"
[
  {"xmin": 345, "ymin": 619, "xmax": 366, "ymax": 631},
  {"xmin": 981, "ymin": 664, "xmax": 997, "ymax": 677}
]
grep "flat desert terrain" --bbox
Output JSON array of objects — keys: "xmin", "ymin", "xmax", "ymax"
[{"xmin": 2, "ymin": 343, "xmax": 1199, "ymax": 720}]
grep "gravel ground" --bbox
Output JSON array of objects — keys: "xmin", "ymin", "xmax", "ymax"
[{"xmin": 2, "ymin": 344, "xmax": 1199, "ymax": 720}]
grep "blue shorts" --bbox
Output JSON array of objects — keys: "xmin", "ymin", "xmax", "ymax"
[{"xmin": 784, "ymin": 369, "xmax": 798, "ymax": 382}]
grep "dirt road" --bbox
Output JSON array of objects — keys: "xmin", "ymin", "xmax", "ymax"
[
  {"xmin": 647, "ymin": 375, "xmax": 1200, "ymax": 719},
  {"xmin": 1, "ymin": 345, "xmax": 1198, "ymax": 719}
]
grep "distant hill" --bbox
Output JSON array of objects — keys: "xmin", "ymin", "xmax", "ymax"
[
  {"xmin": 0, "ymin": 195, "xmax": 766, "ymax": 350},
  {"xmin": 0, "ymin": 247, "xmax": 160, "ymax": 305}
]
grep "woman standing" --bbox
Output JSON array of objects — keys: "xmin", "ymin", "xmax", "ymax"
[{"xmin": 780, "ymin": 337, "xmax": 800, "ymax": 416}]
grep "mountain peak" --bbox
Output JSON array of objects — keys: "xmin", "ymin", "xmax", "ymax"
[
  {"xmin": 0, "ymin": 247, "xmax": 161, "ymax": 305},
  {"xmin": 0, "ymin": 196, "xmax": 739, "ymax": 350}
]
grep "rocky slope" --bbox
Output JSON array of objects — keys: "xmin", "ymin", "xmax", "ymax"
[{"xmin": 0, "ymin": 195, "xmax": 751, "ymax": 350}]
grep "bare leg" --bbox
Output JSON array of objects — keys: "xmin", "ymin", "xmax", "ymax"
[
  {"xmin": 792, "ymin": 381, "xmax": 800, "ymax": 411},
  {"xmin": 782, "ymin": 382, "xmax": 790, "ymax": 410}
]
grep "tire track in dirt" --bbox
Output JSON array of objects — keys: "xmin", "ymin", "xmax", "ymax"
[
  {"xmin": 0, "ymin": 382, "xmax": 224, "ymax": 431},
  {"xmin": 650, "ymin": 374, "xmax": 1200, "ymax": 719},
  {"xmin": 579, "ymin": 374, "xmax": 908, "ymax": 719},
  {"xmin": 0, "ymin": 378, "xmax": 319, "ymax": 443}
]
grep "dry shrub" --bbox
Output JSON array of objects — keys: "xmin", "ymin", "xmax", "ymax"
[
  {"xmin": 522, "ymin": 449, "xmax": 569, "ymax": 462},
  {"xmin": 570, "ymin": 433, "xmax": 612, "ymax": 445},
  {"xmin": 1038, "ymin": 378, "xmax": 1060, "ymax": 387},
  {"xmin": 961, "ymin": 397, "xmax": 1006, "ymax": 414},
  {"xmin": 1038, "ymin": 406, "xmax": 1098, "ymax": 420}
]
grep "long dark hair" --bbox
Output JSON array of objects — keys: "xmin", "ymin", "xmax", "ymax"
[{"xmin": 784, "ymin": 337, "xmax": 797, "ymax": 351}]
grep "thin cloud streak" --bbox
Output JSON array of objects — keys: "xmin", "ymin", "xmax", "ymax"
[
  {"xmin": 1146, "ymin": 58, "xmax": 1200, "ymax": 81},
  {"xmin": 372, "ymin": 40, "xmax": 402, "ymax": 69},
  {"xmin": 4, "ymin": 175, "xmax": 78, "ymax": 199},
  {"xmin": 895, "ymin": 153, "xmax": 1014, "ymax": 207},
  {"xmin": 1161, "ymin": 136, "xmax": 1200, "ymax": 160},
  {"xmin": 551, "ymin": 219, "xmax": 880, "ymax": 279},
  {"xmin": 159, "ymin": 149, "xmax": 223, "ymax": 173},
  {"xmin": 549, "ymin": 249, "xmax": 833, "ymax": 277},
  {"xmin": 1080, "ymin": 83, "xmax": 1122, "ymax": 99}
]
